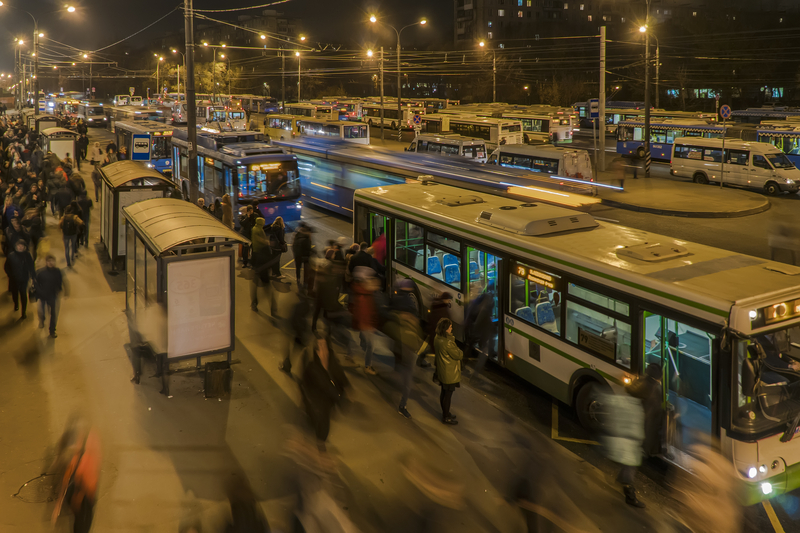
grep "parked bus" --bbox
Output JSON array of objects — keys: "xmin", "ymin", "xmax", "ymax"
[
  {"xmin": 196, "ymin": 103, "xmax": 227, "ymax": 125},
  {"xmin": 76, "ymin": 102, "xmax": 107, "ymax": 127},
  {"xmin": 420, "ymin": 114, "xmax": 523, "ymax": 149},
  {"xmin": 499, "ymin": 111, "xmax": 574, "ymax": 144},
  {"xmin": 115, "ymin": 120, "xmax": 174, "ymax": 175},
  {"xmin": 731, "ymin": 107, "xmax": 800, "ymax": 124},
  {"xmin": 489, "ymin": 144, "xmax": 593, "ymax": 181},
  {"xmin": 284, "ymin": 102, "xmax": 317, "ymax": 118},
  {"xmin": 296, "ymin": 118, "xmax": 370, "ymax": 144},
  {"xmin": 362, "ymin": 103, "xmax": 426, "ymax": 130},
  {"xmin": 616, "ymin": 120, "xmax": 725, "ymax": 161},
  {"xmin": 171, "ymin": 128, "xmax": 302, "ymax": 226},
  {"xmin": 264, "ymin": 114, "xmax": 301, "ymax": 141},
  {"xmin": 105, "ymin": 106, "xmax": 165, "ymax": 131},
  {"xmin": 405, "ymin": 133, "xmax": 487, "ymax": 163},
  {"xmin": 670, "ymin": 137, "xmax": 799, "ymax": 195},
  {"xmin": 354, "ymin": 179, "xmax": 800, "ymax": 505}
]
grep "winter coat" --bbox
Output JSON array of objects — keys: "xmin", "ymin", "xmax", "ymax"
[
  {"xmin": 434, "ymin": 333, "xmax": 463, "ymax": 385},
  {"xmin": 626, "ymin": 374, "xmax": 663, "ymax": 456},
  {"xmin": 292, "ymin": 229, "xmax": 312, "ymax": 263},
  {"xmin": 35, "ymin": 266, "xmax": 63, "ymax": 300},
  {"xmin": 347, "ymin": 250, "xmax": 373, "ymax": 274},
  {"xmin": 269, "ymin": 223, "xmax": 285, "ymax": 252},
  {"xmin": 314, "ymin": 263, "xmax": 342, "ymax": 313},
  {"xmin": 5, "ymin": 248, "xmax": 35, "ymax": 284},
  {"xmin": 349, "ymin": 280, "xmax": 378, "ymax": 331},
  {"xmin": 221, "ymin": 194, "xmax": 233, "ymax": 229},
  {"xmin": 239, "ymin": 213, "xmax": 257, "ymax": 239},
  {"xmin": 599, "ymin": 393, "xmax": 644, "ymax": 467},
  {"xmin": 89, "ymin": 145, "xmax": 103, "ymax": 163},
  {"xmin": 383, "ymin": 310, "xmax": 424, "ymax": 358}
]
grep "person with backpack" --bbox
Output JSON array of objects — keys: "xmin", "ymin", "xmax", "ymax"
[{"xmin": 59, "ymin": 206, "xmax": 83, "ymax": 268}]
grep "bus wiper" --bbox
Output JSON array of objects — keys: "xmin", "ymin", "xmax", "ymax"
[{"xmin": 780, "ymin": 411, "xmax": 800, "ymax": 442}]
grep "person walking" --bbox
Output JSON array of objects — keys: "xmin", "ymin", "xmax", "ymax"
[
  {"xmin": 238, "ymin": 205, "xmax": 257, "ymax": 268},
  {"xmin": 627, "ymin": 363, "xmax": 664, "ymax": 458},
  {"xmin": 212, "ymin": 197, "xmax": 223, "ymax": 220},
  {"xmin": 76, "ymin": 134, "xmax": 89, "ymax": 169},
  {"xmin": 90, "ymin": 165, "xmax": 102, "ymax": 203},
  {"xmin": 434, "ymin": 318, "xmax": 462, "ymax": 425},
  {"xmin": 301, "ymin": 331, "xmax": 349, "ymax": 447},
  {"xmin": 88, "ymin": 142, "xmax": 103, "ymax": 166},
  {"xmin": 76, "ymin": 191, "xmax": 93, "ymax": 248},
  {"xmin": 279, "ymin": 291, "xmax": 313, "ymax": 375},
  {"xmin": 36, "ymin": 254, "xmax": 64, "ymax": 338},
  {"xmin": 384, "ymin": 294, "xmax": 424, "ymax": 419},
  {"xmin": 6, "ymin": 239, "xmax": 35, "ymax": 319},
  {"xmin": 292, "ymin": 222, "xmax": 313, "ymax": 291},
  {"xmin": 59, "ymin": 206, "xmax": 83, "ymax": 268},
  {"xmin": 268, "ymin": 216, "xmax": 287, "ymax": 278},
  {"xmin": 221, "ymin": 193, "xmax": 233, "ymax": 230},
  {"xmin": 250, "ymin": 217, "xmax": 277, "ymax": 317},
  {"xmin": 349, "ymin": 266, "xmax": 380, "ymax": 375},
  {"xmin": 599, "ymin": 391, "xmax": 647, "ymax": 508}
]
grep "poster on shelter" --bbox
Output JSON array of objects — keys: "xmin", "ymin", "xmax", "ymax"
[{"xmin": 167, "ymin": 257, "xmax": 231, "ymax": 358}]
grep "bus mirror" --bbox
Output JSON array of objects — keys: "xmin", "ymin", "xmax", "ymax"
[{"xmin": 742, "ymin": 357, "xmax": 757, "ymax": 398}]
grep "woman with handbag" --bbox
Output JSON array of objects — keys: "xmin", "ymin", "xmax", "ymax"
[
  {"xmin": 434, "ymin": 318, "xmax": 463, "ymax": 426},
  {"xmin": 268, "ymin": 216, "xmax": 287, "ymax": 278}
]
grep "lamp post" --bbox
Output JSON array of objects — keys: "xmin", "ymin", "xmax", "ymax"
[
  {"xmin": 368, "ymin": 48, "xmax": 385, "ymax": 140},
  {"xmin": 82, "ymin": 53, "xmax": 92, "ymax": 99},
  {"xmin": 639, "ymin": 2, "xmax": 652, "ymax": 178},
  {"xmin": 478, "ymin": 41, "xmax": 496, "ymax": 102},
  {"xmin": 172, "ymin": 49, "xmax": 185, "ymax": 102},
  {"xmin": 370, "ymin": 15, "xmax": 427, "ymax": 140},
  {"xmin": 219, "ymin": 53, "xmax": 231, "ymax": 98},
  {"xmin": 295, "ymin": 51, "xmax": 301, "ymax": 100},
  {"xmin": 14, "ymin": 39, "xmax": 22, "ymax": 109},
  {"xmin": 154, "ymin": 54, "xmax": 164, "ymax": 99}
]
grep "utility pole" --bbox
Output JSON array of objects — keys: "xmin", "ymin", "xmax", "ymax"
[
  {"xmin": 212, "ymin": 49, "xmax": 216, "ymax": 104},
  {"xmin": 396, "ymin": 38, "xmax": 402, "ymax": 141},
  {"xmin": 643, "ymin": 0, "xmax": 651, "ymax": 178},
  {"xmin": 185, "ymin": 0, "xmax": 198, "ymax": 202},
  {"xmin": 32, "ymin": 21, "xmax": 38, "ymax": 112},
  {"xmin": 599, "ymin": 26, "xmax": 606, "ymax": 173},
  {"xmin": 281, "ymin": 49, "xmax": 285, "ymax": 110},
  {"xmin": 492, "ymin": 50, "xmax": 496, "ymax": 103},
  {"xmin": 297, "ymin": 53, "xmax": 301, "ymax": 100},
  {"xmin": 655, "ymin": 44, "xmax": 660, "ymax": 109},
  {"xmin": 380, "ymin": 46, "xmax": 384, "ymax": 141}
]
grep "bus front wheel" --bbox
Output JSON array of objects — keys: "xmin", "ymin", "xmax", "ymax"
[
  {"xmin": 575, "ymin": 381, "xmax": 603, "ymax": 432},
  {"xmin": 765, "ymin": 181, "xmax": 781, "ymax": 196},
  {"xmin": 635, "ymin": 147, "xmax": 645, "ymax": 159},
  {"xmin": 693, "ymin": 172, "xmax": 709, "ymax": 185}
]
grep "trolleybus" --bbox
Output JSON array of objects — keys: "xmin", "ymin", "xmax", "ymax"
[
  {"xmin": 115, "ymin": 120, "xmax": 175, "ymax": 175},
  {"xmin": 616, "ymin": 120, "xmax": 725, "ymax": 161}
]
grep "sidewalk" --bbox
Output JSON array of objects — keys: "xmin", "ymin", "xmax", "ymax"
[
  {"xmin": 594, "ymin": 163, "xmax": 772, "ymax": 218},
  {"xmin": 0, "ymin": 164, "xmax": 674, "ymax": 532}
]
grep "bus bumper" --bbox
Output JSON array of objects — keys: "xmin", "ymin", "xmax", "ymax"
[{"xmin": 742, "ymin": 460, "xmax": 800, "ymax": 506}]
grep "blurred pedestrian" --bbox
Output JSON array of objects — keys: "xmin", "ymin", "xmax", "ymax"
[
  {"xmin": 434, "ymin": 318, "xmax": 462, "ymax": 425},
  {"xmin": 20, "ymin": 207, "xmax": 43, "ymax": 261},
  {"xmin": 279, "ymin": 291, "xmax": 313, "ymax": 375},
  {"xmin": 599, "ymin": 392, "xmax": 646, "ymax": 508},
  {"xmin": 212, "ymin": 197, "xmax": 223, "ymax": 220},
  {"xmin": 77, "ymin": 191, "xmax": 93, "ymax": 248},
  {"xmin": 250, "ymin": 217, "xmax": 277, "ymax": 317},
  {"xmin": 301, "ymin": 331, "xmax": 349, "ymax": 446},
  {"xmin": 464, "ymin": 285, "xmax": 495, "ymax": 378},
  {"xmin": 52, "ymin": 423, "xmax": 102, "ymax": 533},
  {"xmin": 197, "ymin": 197, "xmax": 207, "ymax": 211},
  {"xmin": 36, "ymin": 254, "xmax": 64, "ymax": 338},
  {"xmin": 222, "ymin": 479, "xmax": 271, "ymax": 533},
  {"xmin": 311, "ymin": 256, "xmax": 342, "ymax": 331},
  {"xmin": 416, "ymin": 291, "xmax": 452, "ymax": 368},
  {"xmin": 221, "ymin": 193, "xmax": 233, "ymax": 229},
  {"xmin": 384, "ymin": 290, "xmax": 424, "ymax": 419},
  {"xmin": 626, "ymin": 363, "xmax": 664, "ymax": 458},
  {"xmin": 88, "ymin": 142, "xmax": 103, "ymax": 166},
  {"xmin": 349, "ymin": 266, "xmax": 380, "ymax": 375},
  {"xmin": 292, "ymin": 222, "xmax": 313, "ymax": 291},
  {"xmin": 5, "ymin": 239, "xmax": 35, "ymax": 319},
  {"xmin": 90, "ymin": 165, "xmax": 102, "ymax": 202},
  {"xmin": 268, "ymin": 216, "xmax": 287, "ymax": 278},
  {"xmin": 60, "ymin": 205, "xmax": 83, "ymax": 268},
  {"xmin": 239, "ymin": 205, "xmax": 257, "ymax": 268}
]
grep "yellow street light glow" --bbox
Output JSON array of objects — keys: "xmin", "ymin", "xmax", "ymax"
[
  {"xmin": 72, "ymin": 62, "xmax": 75, "ymax": 65},
  {"xmin": 154, "ymin": 53, "xmax": 158, "ymax": 57},
  {"xmin": 420, "ymin": 19, "xmax": 427, "ymax": 25},
  {"xmin": 219, "ymin": 54, "xmax": 224, "ymax": 59},
  {"xmin": 0, "ymin": 2, "xmax": 4, "ymax": 6},
  {"xmin": 159, "ymin": 56, "xmax": 163, "ymax": 61},
  {"xmin": 260, "ymin": 34, "xmax": 266, "ymax": 40},
  {"xmin": 367, "ymin": 49, "xmax": 373, "ymax": 57},
  {"xmin": 639, "ymin": 25, "xmax": 647, "ymax": 33},
  {"xmin": 295, "ymin": 51, "xmax": 300, "ymax": 57},
  {"xmin": 53, "ymin": 65, "xmax": 57, "ymax": 69},
  {"xmin": 67, "ymin": 6, "xmax": 76, "ymax": 12},
  {"xmin": 479, "ymin": 41, "xmax": 485, "ymax": 47},
  {"xmin": 18, "ymin": 39, "xmax": 23, "ymax": 45},
  {"xmin": 38, "ymin": 33, "xmax": 43, "ymax": 37},
  {"xmin": 172, "ymin": 49, "xmax": 177, "ymax": 53},
  {"xmin": 369, "ymin": 15, "xmax": 376, "ymax": 23},
  {"xmin": 524, "ymin": 85, "xmax": 529, "ymax": 90},
  {"xmin": 83, "ymin": 53, "xmax": 87, "ymax": 58},
  {"xmin": 203, "ymin": 42, "xmax": 208, "ymax": 46},
  {"xmin": 300, "ymin": 36, "xmax": 306, "ymax": 41},
  {"xmin": 221, "ymin": 44, "xmax": 226, "ymax": 47}
]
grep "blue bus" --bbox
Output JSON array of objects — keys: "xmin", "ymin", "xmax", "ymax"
[
  {"xmin": 731, "ymin": 107, "xmax": 800, "ymax": 124},
  {"xmin": 756, "ymin": 127, "xmax": 800, "ymax": 167},
  {"xmin": 171, "ymin": 128, "xmax": 302, "ymax": 227},
  {"xmin": 115, "ymin": 120, "xmax": 174, "ymax": 176},
  {"xmin": 616, "ymin": 120, "xmax": 724, "ymax": 161}
]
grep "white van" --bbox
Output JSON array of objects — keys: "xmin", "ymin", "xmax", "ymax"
[
  {"xmin": 488, "ymin": 144, "xmax": 593, "ymax": 181},
  {"xmin": 405, "ymin": 134, "xmax": 488, "ymax": 163},
  {"xmin": 671, "ymin": 137, "xmax": 800, "ymax": 195},
  {"xmin": 76, "ymin": 103, "xmax": 107, "ymax": 127}
]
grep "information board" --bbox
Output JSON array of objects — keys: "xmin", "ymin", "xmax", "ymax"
[{"xmin": 167, "ymin": 257, "xmax": 232, "ymax": 358}]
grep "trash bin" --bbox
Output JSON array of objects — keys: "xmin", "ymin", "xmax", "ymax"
[{"xmin": 204, "ymin": 361, "xmax": 232, "ymax": 399}]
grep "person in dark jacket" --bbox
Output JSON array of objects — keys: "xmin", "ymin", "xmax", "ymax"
[
  {"xmin": 249, "ymin": 217, "xmax": 278, "ymax": 317},
  {"xmin": 20, "ymin": 207, "xmax": 43, "ymax": 261},
  {"xmin": 347, "ymin": 242, "xmax": 373, "ymax": 275},
  {"xmin": 626, "ymin": 363, "xmax": 663, "ymax": 457},
  {"xmin": 238, "ymin": 205, "xmax": 257, "ymax": 268},
  {"xmin": 69, "ymin": 173, "xmax": 86, "ymax": 198},
  {"xmin": 54, "ymin": 184, "xmax": 74, "ymax": 218},
  {"xmin": 76, "ymin": 191, "xmax": 93, "ymax": 248},
  {"xmin": 349, "ymin": 266, "xmax": 380, "ymax": 375},
  {"xmin": 36, "ymin": 254, "xmax": 64, "ymax": 337},
  {"xmin": 76, "ymin": 134, "xmax": 89, "ymax": 165},
  {"xmin": 292, "ymin": 222, "xmax": 313, "ymax": 291},
  {"xmin": 268, "ymin": 216, "xmax": 286, "ymax": 277},
  {"xmin": 279, "ymin": 291, "xmax": 312, "ymax": 375},
  {"xmin": 434, "ymin": 318, "xmax": 463, "ymax": 425},
  {"xmin": 212, "ymin": 197, "xmax": 223, "ymax": 220},
  {"xmin": 301, "ymin": 331, "xmax": 349, "ymax": 445},
  {"xmin": 6, "ymin": 239, "xmax": 35, "ymax": 319}
]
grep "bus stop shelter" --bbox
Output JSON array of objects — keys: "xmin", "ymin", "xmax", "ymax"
[
  {"xmin": 99, "ymin": 160, "xmax": 175, "ymax": 268},
  {"xmin": 39, "ymin": 127, "xmax": 77, "ymax": 162},
  {"xmin": 122, "ymin": 198, "xmax": 249, "ymax": 393},
  {"xmin": 32, "ymin": 114, "xmax": 59, "ymax": 134}
]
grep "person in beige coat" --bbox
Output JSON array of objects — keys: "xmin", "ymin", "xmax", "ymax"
[{"xmin": 434, "ymin": 318, "xmax": 463, "ymax": 425}]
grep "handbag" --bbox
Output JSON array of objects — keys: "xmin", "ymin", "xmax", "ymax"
[
  {"xmin": 28, "ymin": 283, "xmax": 38, "ymax": 302},
  {"xmin": 281, "ymin": 242, "xmax": 288, "ymax": 253}
]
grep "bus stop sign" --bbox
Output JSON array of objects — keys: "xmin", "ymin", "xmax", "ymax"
[
  {"xmin": 720, "ymin": 105, "xmax": 732, "ymax": 120},
  {"xmin": 589, "ymin": 98, "xmax": 600, "ymax": 119},
  {"xmin": 131, "ymin": 134, "xmax": 151, "ymax": 161}
]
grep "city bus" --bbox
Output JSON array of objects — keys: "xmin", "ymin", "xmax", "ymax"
[
  {"xmin": 354, "ymin": 179, "xmax": 800, "ymax": 506},
  {"xmin": 171, "ymin": 128, "xmax": 302, "ymax": 226},
  {"xmin": 755, "ymin": 127, "xmax": 800, "ymax": 167},
  {"xmin": 284, "ymin": 103, "xmax": 317, "ymax": 118},
  {"xmin": 263, "ymin": 114, "xmax": 301, "ymax": 141},
  {"xmin": 296, "ymin": 118, "xmax": 370, "ymax": 144},
  {"xmin": 420, "ymin": 114, "xmax": 523, "ymax": 149},
  {"xmin": 332, "ymin": 99, "xmax": 364, "ymax": 120},
  {"xmin": 362, "ymin": 103, "xmax": 425, "ymax": 130},
  {"xmin": 489, "ymin": 144, "xmax": 593, "ymax": 181},
  {"xmin": 499, "ymin": 111, "xmax": 574, "ymax": 144},
  {"xmin": 305, "ymin": 101, "xmax": 340, "ymax": 120},
  {"xmin": 616, "ymin": 120, "xmax": 725, "ymax": 161},
  {"xmin": 104, "ymin": 105, "xmax": 165, "ymax": 131},
  {"xmin": 732, "ymin": 108, "xmax": 800, "ymax": 124},
  {"xmin": 405, "ymin": 133, "xmax": 487, "ymax": 163},
  {"xmin": 115, "ymin": 120, "xmax": 174, "ymax": 175},
  {"xmin": 196, "ymin": 103, "xmax": 227, "ymax": 125}
]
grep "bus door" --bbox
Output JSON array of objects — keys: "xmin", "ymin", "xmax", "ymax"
[
  {"xmin": 465, "ymin": 246, "xmax": 502, "ymax": 361},
  {"xmin": 642, "ymin": 311, "xmax": 716, "ymax": 464}
]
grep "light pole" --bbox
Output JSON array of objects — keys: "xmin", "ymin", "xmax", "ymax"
[
  {"xmin": 14, "ymin": 39, "xmax": 23, "ymax": 109},
  {"xmin": 639, "ymin": 3, "xmax": 652, "ymax": 178},
  {"xmin": 154, "ymin": 54, "xmax": 164, "ymax": 99},
  {"xmin": 82, "ymin": 53, "xmax": 92, "ymax": 99},
  {"xmin": 219, "ymin": 53, "xmax": 231, "ymax": 97},
  {"xmin": 295, "ymin": 51, "xmax": 301, "ymax": 100},
  {"xmin": 478, "ymin": 41, "xmax": 496, "ymax": 102},
  {"xmin": 172, "ymin": 49, "xmax": 185, "ymax": 101},
  {"xmin": 368, "ymin": 48, "xmax": 385, "ymax": 140},
  {"xmin": 370, "ymin": 15, "xmax": 427, "ymax": 140}
]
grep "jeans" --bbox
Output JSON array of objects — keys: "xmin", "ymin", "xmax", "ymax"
[
  {"xmin": 353, "ymin": 330, "xmax": 376, "ymax": 367},
  {"xmin": 38, "ymin": 297, "xmax": 58, "ymax": 334},
  {"xmin": 63, "ymin": 234, "xmax": 77, "ymax": 266}
]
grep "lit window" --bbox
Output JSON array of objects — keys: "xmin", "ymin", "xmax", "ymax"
[
  {"xmin": 527, "ymin": 0, "xmax": 532, "ymax": 5},
  {"xmin": 693, "ymin": 11, "xmax": 697, "ymax": 16},
  {"xmin": 587, "ymin": 15, "xmax": 592, "ymax": 21},
  {"xmin": 621, "ymin": 17, "xmax": 625, "ymax": 22},
  {"xmin": 580, "ymin": 3, "xmax": 584, "ymax": 9},
  {"xmin": 564, "ymin": 2, "xmax": 568, "ymax": 8},
  {"xmin": 498, "ymin": 9, "xmax": 505, "ymax": 16},
  {"xmin": 602, "ymin": 15, "xmax": 607, "ymax": 21},
  {"xmin": 488, "ymin": 31, "xmax": 493, "ymax": 39},
  {"xmin": 518, "ymin": 10, "xmax": 523, "ymax": 17},
  {"xmin": 499, "ymin": 43, "xmax": 505, "ymax": 48},
  {"xmin": 518, "ymin": 0, "xmax": 523, "ymax": 5}
]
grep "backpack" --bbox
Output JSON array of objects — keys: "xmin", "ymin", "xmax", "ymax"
[{"xmin": 62, "ymin": 215, "xmax": 77, "ymax": 236}]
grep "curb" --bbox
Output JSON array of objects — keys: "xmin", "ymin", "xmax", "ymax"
[{"xmin": 598, "ymin": 196, "xmax": 771, "ymax": 218}]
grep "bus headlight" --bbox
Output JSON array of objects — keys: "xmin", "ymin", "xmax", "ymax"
[
  {"xmin": 748, "ymin": 467, "xmax": 757, "ymax": 479},
  {"xmin": 88, "ymin": 118, "xmax": 93, "ymax": 121},
  {"xmin": 785, "ymin": 179, "xmax": 795, "ymax": 185},
  {"xmin": 761, "ymin": 482, "xmax": 773, "ymax": 495}
]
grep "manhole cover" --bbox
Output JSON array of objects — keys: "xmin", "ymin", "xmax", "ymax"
[{"xmin": 13, "ymin": 474, "xmax": 58, "ymax": 503}]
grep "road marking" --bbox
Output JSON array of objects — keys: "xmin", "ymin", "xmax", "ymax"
[
  {"xmin": 763, "ymin": 500, "xmax": 785, "ymax": 533},
  {"xmin": 551, "ymin": 403, "xmax": 599, "ymax": 445},
  {"xmin": 281, "ymin": 259, "xmax": 295, "ymax": 269},
  {"xmin": 592, "ymin": 216, "xmax": 619, "ymax": 223}
]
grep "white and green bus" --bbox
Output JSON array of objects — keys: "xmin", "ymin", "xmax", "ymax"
[{"xmin": 354, "ymin": 180, "xmax": 800, "ymax": 505}]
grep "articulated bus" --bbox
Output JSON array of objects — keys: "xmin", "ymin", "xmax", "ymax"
[
  {"xmin": 354, "ymin": 180, "xmax": 800, "ymax": 506},
  {"xmin": 616, "ymin": 120, "xmax": 724, "ymax": 161},
  {"xmin": 115, "ymin": 120, "xmax": 174, "ymax": 175},
  {"xmin": 296, "ymin": 118, "xmax": 370, "ymax": 144},
  {"xmin": 171, "ymin": 128, "xmax": 302, "ymax": 226}
]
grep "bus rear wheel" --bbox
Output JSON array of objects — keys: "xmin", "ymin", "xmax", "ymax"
[
  {"xmin": 575, "ymin": 381, "xmax": 603, "ymax": 432},
  {"xmin": 693, "ymin": 172, "xmax": 709, "ymax": 185}
]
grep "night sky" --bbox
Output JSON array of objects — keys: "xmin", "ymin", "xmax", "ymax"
[{"xmin": 0, "ymin": 0, "xmax": 453, "ymax": 74}]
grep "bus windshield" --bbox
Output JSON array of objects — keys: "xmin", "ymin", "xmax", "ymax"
[
  {"xmin": 768, "ymin": 153, "xmax": 795, "ymax": 169},
  {"xmin": 152, "ymin": 136, "xmax": 170, "ymax": 159},
  {"xmin": 238, "ymin": 161, "xmax": 300, "ymax": 199},
  {"xmin": 87, "ymin": 107, "xmax": 103, "ymax": 116}
]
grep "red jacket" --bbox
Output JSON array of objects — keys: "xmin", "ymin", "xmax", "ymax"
[{"xmin": 350, "ymin": 281, "xmax": 378, "ymax": 331}]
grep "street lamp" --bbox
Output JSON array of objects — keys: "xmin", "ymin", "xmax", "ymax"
[
  {"xmin": 370, "ymin": 14, "xmax": 427, "ymax": 139},
  {"xmin": 367, "ymin": 47, "xmax": 386, "ymax": 140},
  {"xmin": 639, "ymin": 16, "xmax": 653, "ymax": 177},
  {"xmin": 154, "ymin": 54, "xmax": 164, "ymax": 99},
  {"xmin": 478, "ymin": 40, "xmax": 497, "ymax": 103},
  {"xmin": 295, "ymin": 51, "xmax": 301, "ymax": 100},
  {"xmin": 172, "ymin": 49, "xmax": 186, "ymax": 102}
]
